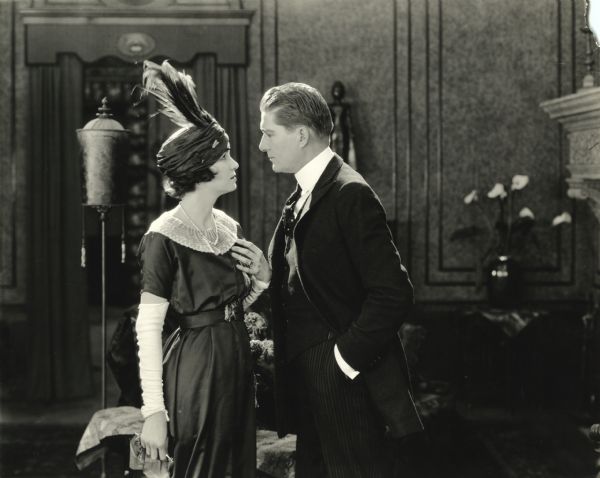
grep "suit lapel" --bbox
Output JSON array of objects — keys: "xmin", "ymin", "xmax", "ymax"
[
  {"xmin": 271, "ymin": 157, "xmax": 342, "ymax": 272},
  {"xmin": 269, "ymin": 158, "xmax": 344, "ymax": 333},
  {"xmin": 267, "ymin": 218, "xmax": 283, "ymax": 266},
  {"xmin": 268, "ymin": 185, "xmax": 301, "ymax": 273}
]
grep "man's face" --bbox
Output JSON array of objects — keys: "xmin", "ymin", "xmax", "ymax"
[{"xmin": 259, "ymin": 109, "xmax": 301, "ymax": 174}]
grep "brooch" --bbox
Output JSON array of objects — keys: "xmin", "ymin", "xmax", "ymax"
[{"xmin": 224, "ymin": 303, "xmax": 234, "ymax": 322}]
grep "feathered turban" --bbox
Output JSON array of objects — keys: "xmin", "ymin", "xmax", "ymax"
[{"xmin": 141, "ymin": 60, "xmax": 229, "ymax": 181}]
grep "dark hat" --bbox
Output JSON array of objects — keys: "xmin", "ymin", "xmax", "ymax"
[{"xmin": 142, "ymin": 60, "xmax": 229, "ymax": 179}]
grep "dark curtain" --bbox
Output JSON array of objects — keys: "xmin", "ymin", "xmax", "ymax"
[
  {"xmin": 216, "ymin": 66, "xmax": 249, "ymax": 234},
  {"xmin": 193, "ymin": 55, "xmax": 216, "ymax": 115},
  {"xmin": 192, "ymin": 57, "xmax": 249, "ymax": 233},
  {"xmin": 28, "ymin": 54, "xmax": 92, "ymax": 400}
]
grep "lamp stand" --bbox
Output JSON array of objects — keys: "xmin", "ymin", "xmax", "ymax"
[{"xmin": 81, "ymin": 203, "xmax": 125, "ymax": 478}]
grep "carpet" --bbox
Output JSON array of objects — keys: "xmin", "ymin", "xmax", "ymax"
[
  {"xmin": 475, "ymin": 413, "xmax": 598, "ymax": 478},
  {"xmin": 0, "ymin": 424, "xmax": 127, "ymax": 478},
  {"xmin": 0, "ymin": 411, "xmax": 597, "ymax": 478},
  {"xmin": 372, "ymin": 409, "xmax": 598, "ymax": 478}
]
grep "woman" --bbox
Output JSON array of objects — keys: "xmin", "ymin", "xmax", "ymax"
[{"xmin": 136, "ymin": 60, "xmax": 270, "ymax": 478}]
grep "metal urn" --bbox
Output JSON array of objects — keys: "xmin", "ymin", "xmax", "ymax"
[{"xmin": 77, "ymin": 97, "xmax": 129, "ymax": 205}]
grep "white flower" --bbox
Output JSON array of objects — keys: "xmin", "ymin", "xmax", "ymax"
[
  {"xmin": 518, "ymin": 207, "xmax": 535, "ymax": 219},
  {"xmin": 552, "ymin": 212, "xmax": 572, "ymax": 226},
  {"xmin": 487, "ymin": 183, "xmax": 507, "ymax": 199},
  {"xmin": 511, "ymin": 175, "xmax": 529, "ymax": 190},
  {"xmin": 464, "ymin": 190, "xmax": 478, "ymax": 204}
]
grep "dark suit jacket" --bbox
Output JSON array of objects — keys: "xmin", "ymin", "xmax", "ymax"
[{"xmin": 268, "ymin": 155, "xmax": 423, "ymax": 439}]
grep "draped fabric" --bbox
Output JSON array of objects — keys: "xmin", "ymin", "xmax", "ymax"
[
  {"xmin": 192, "ymin": 56, "xmax": 249, "ymax": 232},
  {"xmin": 25, "ymin": 54, "xmax": 247, "ymax": 400},
  {"xmin": 28, "ymin": 54, "xmax": 93, "ymax": 400},
  {"xmin": 216, "ymin": 66, "xmax": 250, "ymax": 233},
  {"xmin": 193, "ymin": 55, "xmax": 216, "ymax": 115}
]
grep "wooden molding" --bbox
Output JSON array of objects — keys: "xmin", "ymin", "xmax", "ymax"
[{"xmin": 21, "ymin": 7, "xmax": 254, "ymax": 65}]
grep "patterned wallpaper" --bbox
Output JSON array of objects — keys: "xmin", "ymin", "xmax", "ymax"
[
  {"xmin": 245, "ymin": 0, "xmax": 596, "ymax": 303},
  {"xmin": 2, "ymin": 0, "xmax": 596, "ymax": 305}
]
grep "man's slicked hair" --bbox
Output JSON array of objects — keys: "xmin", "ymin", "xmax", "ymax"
[{"xmin": 260, "ymin": 82, "xmax": 334, "ymax": 138}]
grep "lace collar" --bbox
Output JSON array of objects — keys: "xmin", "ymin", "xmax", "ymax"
[{"xmin": 146, "ymin": 207, "xmax": 238, "ymax": 255}]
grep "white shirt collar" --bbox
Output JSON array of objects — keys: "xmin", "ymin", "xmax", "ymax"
[{"xmin": 294, "ymin": 146, "xmax": 334, "ymax": 194}]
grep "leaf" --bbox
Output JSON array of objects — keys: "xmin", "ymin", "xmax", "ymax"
[
  {"xmin": 529, "ymin": 231, "xmax": 541, "ymax": 250},
  {"xmin": 450, "ymin": 226, "xmax": 486, "ymax": 241},
  {"xmin": 511, "ymin": 216, "xmax": 535, "ymax": 236},
  {"xmin": 508, "ymin": 219, "xmax": 539, "ymax": 257},
  {"xmin": 495, "ymin": 220, "xmax": 508, "ymax": 236}
]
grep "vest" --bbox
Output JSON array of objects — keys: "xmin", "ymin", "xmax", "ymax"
[{"xmin": 281, "ymin": 235, "xmax": 331, "ymax": 362}]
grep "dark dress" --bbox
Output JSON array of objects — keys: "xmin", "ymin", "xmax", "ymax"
[{"xmin": 138, "ymin": 209, "xmax": 256, "ymax": 478}]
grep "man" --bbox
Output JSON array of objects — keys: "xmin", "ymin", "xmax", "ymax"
[{"xmin": 259, "ymin": 82, "xmax": 423, "ymax": 478}]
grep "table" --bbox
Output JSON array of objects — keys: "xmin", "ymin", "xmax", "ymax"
[{"xmin": 459, "ymin": 306, "xmax": 587, "ymax": 411}]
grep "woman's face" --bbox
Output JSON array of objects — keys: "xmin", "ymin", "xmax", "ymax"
[{"xmin": 208, "ymin": 149, "xmax": 239, "ymax": 194}]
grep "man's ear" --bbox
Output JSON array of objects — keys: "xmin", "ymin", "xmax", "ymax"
[{"xmin": 297, "ymin": 126, "xmax": 310, "ymax": 148}]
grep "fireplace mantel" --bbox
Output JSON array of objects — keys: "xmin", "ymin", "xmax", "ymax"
[{"xmin": 541, "ymin": 87, "xmax": 600, "ymax": 221}]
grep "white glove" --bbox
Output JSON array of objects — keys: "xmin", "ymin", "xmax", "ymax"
[
  {"xmin": 243, "ymin": 277, "xmax": 269, "ymax": 310},
  {"xmin": 136, "ymin": 302, "xmax": 169, "ymax": 419}
]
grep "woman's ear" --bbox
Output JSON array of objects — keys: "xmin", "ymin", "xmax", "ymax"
[{"xmin": 208, "ymin": 163, "xmax": 218, "ymax": 175}]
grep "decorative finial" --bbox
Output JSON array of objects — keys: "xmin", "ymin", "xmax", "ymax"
[
  {"xmin": 331, "ymin": 81, "xmax": 346, "ymax": 104},
  {"xmin": 96, "ymin": 97, "xmax": 113, "ymax": 119},
  {"xmin": 581, "ymin": 26, "xmax": 596, "ymax": 89}
]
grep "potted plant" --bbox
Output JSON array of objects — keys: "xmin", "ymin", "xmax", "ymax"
[{"xmin": 451, "ymin": 175, "xmax": 572, "ymax": 307}]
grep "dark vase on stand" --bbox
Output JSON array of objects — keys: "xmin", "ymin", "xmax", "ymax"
[{"xmin": 486, "ymin": 255, "xmax": 522, "ymax": 308}]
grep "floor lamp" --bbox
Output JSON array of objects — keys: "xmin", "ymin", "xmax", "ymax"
[{"xmin": 78, "ymin": 98, "xmax": 129, "ymax": 477}]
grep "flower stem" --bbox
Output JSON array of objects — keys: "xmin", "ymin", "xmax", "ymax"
[
  {"xmin": 506, "ymin": 191, "xmax": 513, "ymax": 255},
  {"xmin": 474, "ymin": 201, "xmax": 495, "ymax": 264},
  {"xmin": 475, "ymin": 202, "xmax": 494, "ymax": 235}
]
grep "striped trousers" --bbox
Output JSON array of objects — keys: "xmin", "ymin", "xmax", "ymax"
[{"xmin": 288, "ymin": 339, "xmax": 403, "ymax": 478}]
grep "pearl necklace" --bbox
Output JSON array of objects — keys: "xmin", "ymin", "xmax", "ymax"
[{"xmin": 179, "ymin": 203, "xmax": 219, "ymax": 246}]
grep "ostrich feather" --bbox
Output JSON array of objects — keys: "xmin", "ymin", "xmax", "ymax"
[{"xmin": 142, "ymin": 60, "xmax": 214, "ymax": 130}]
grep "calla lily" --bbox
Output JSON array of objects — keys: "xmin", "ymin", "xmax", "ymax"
[
  {"xmin": 552, "ymin": 212, "xmax": 572, "ymax": 226},
  {"xmin": 518, "ymin": 207, "xmax": 535, "ymax": 219},
  {"xmin": 487, "ymin": 183, "xmax": 507, "ymax": 199},
  {"xmin": 464, "ymin": 190, "xmax": 478, "ymax": 204},
  {"xmin": 511, "ymin": 175, "xmax": 529, "ymax": 190}
]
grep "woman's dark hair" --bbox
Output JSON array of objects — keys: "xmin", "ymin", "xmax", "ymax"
[{"xmin": 162, "ymin": 168, "xmax": 216, "ymax": 200}]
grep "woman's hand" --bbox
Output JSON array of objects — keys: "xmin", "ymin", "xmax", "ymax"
[
  {"xmin": 231, "ymin": 239, "xmax": 271, "ymax": 283},
  {"xmin": 140, "ymin": 410, "xmax": 168, "ymax": 461}
]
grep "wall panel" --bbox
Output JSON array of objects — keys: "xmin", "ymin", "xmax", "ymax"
[
  {"xmin": 4, "ymin": 0, "xmax": 595, "ymax": 305},
  {"xmin": 1, "ymin": 1, "xmax": 27, "ymax": 305}
]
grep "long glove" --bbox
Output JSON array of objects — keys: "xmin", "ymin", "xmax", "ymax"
[
  {"xmin": 135, "ymin": 302, "xmax": 170, "ymax": 419},
  {"xmin": 243, "ymin": 277, "xmax": 269, "ymax": 310}
]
